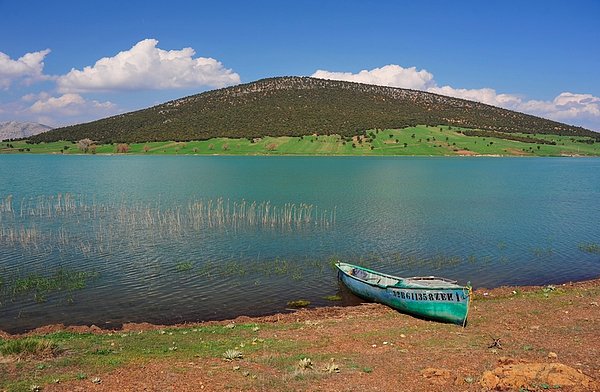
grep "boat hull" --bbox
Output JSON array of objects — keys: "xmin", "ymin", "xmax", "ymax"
[{"xmin": 336, "ymin": 263, "xmax": 470, "ymax": 325}]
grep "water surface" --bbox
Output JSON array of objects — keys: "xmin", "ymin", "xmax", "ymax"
[{"xmin": 1, "ymin": 155, "xmax": 599, "ymax": 333}]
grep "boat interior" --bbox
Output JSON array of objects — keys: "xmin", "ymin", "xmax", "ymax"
[{"xmin": 348, "ymin": 266, "xmax": 459, "ymax": 288}]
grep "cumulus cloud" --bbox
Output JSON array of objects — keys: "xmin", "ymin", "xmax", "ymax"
[
  {"xmin": 311, "ymin": 65, "xmax": 600, "ymax": 131},
  {"xmin": 0, "ymin": 93, "xmax": 119, "ymax": 127},
  {"xmin": 313, "ymin": 64, "xmax": 435, "ymax": 90},
  {"xmin": 57, "ymin": 39, "xmax": 240, "ymax": 93},
  {"xmin": 29, "ymin": 93, "xmax": 116, "ymax": 116},
  {"xmin": 0, "ymin": 49, "xmax": 51, "ymax": 89}
]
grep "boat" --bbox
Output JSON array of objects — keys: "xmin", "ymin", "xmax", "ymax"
[{"xmin": 335, "ymin": 262, "xmax": 471, "ymax": 326}]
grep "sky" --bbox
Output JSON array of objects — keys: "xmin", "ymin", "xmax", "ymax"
[{"xmin": 1, "ymin": 0, "xmax": 599, "ymax": 131}]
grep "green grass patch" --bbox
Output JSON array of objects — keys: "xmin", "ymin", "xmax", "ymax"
[
  {"xmin": 1, "ymin": 323, "xmax": 303, "ymax": 391},
  {"xmin": 0, "ymin": 338, "xmax": 61, "ymax": 358},
  {"xmin": 4, "ymin": 126, "xmax": 600, "ymax": 156}
]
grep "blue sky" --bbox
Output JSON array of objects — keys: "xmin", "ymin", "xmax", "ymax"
[{"xmin": 1, "ymin": 0, "xmax": 599, "ymax": 130}]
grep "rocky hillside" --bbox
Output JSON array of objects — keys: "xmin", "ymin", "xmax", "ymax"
[
  {"xmin": 30, "ymin": 77, "xmax": 597, "ymax": 143},
  {"xmin": 0, "ymin": 121, "xmax": 52, "ymax": 141}
]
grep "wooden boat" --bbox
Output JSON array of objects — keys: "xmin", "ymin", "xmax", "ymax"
[{"xmin": 336, "ymin": 262, "xmax": 471, "ymax": 326}]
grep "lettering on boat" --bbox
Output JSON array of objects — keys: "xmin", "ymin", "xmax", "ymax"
[{"xmin": 390, "ymin": 289, "xmax": 465, "ymax": 302}]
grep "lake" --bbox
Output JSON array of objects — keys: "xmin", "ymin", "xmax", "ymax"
[{"xmin": 1, "ymin": 155, "xmax": 599, "ymax": 333}]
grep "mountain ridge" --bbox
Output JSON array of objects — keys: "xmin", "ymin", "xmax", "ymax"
[
  {"xmin": 30, "ymin": 77, "xmax": 597, "ymax": 143},
  {"xmin": 1, "ymin": 121, "xmax": 52, "ymax": 142}
]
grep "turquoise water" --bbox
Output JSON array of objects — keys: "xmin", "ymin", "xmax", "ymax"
[{"xmin": 1, "ymin": 155, "xmax": 599, "ymax": 332}]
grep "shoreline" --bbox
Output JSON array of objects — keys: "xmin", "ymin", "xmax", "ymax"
[
  {"xmin": 1, "ymin": 151, "xmax": 599, "ymax": 158},
  {"xmin": 2, "ymin": 276, "xmax": 598, "ymax": 391},
  {"xmin": 3, "ymin": 276, "xmax": 599, "ymax": 338}
]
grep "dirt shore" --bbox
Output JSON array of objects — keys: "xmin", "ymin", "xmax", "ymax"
[{"xmin": 2, "ymin": 279, "xmax": 599, "ymax": 391}]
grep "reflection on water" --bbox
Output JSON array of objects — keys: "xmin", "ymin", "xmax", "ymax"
[{"xmin": 0, "ymin": 155, "xmax": 599, "ymax": 333}]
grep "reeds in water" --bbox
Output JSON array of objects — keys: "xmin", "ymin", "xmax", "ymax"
[{"xmin": 0, "ymin": 193, "xmax": 336, "ymax": 257}]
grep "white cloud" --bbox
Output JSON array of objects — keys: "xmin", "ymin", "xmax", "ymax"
[
  {"xmin": 311, "ymin": 65, "xmax": 600, "ymax": 131},
  {"xmin": 29, "ymin": 93, "xmax": 116, "ymax": 115},
  {"xmin": 313, "ymin": 64, "xmax": 435, "ymax": 90},
  {"xmin": 57, "ymin": 39, "xmax": 240, "ymax": 93},
  {"xmin": 0, "ymin": 93, "xmax": 120, "ymax": 127},
  {"xmin": 0, "ymin": 49, "xmax": 51, "ymax": 89}
]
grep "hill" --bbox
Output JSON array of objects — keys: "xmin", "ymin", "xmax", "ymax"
[
  {"xmin": 0, "ymin": 121, "xmax": 52, "ymax": 141},
  {"xmin": 30, "ymin": 77, "xmax": 597, "ymax": 144}
]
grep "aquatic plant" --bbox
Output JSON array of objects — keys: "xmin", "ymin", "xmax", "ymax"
[
  {"xmin": 323, "ymin": 295, "xmax": 342, "ymax": 301},
  {"xmin": 287, "ymin": 299, "xmax": 310, "ymax": 308},
  {"xmin": 175, "ymin": 261, "xmax": 194, "ymax": 272},
  {"xmin": 0, "ymin": 193, "xmax": 336, "ymax": 264},
  {"xmin": 578, "ymin": 242, "xmax": 600, "ymax": 254},
  {"xmin": 3, "ymin": 268, "xmax": 99, "ymax": 303}
]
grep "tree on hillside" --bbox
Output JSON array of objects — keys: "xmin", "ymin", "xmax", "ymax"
[{"xmin": 77, "ymin": 138, "xmax": 95, "ymax": 153}]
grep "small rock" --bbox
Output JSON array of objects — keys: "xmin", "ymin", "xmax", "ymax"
[
  {"xmin": 498, "ymin": 357, "xmax": 517, "ymax": 365},
  {"xmin": 400, "ymin": 334, "xmax": 406, "ymax": 338},
  {"xmin": 372, "ymin": 344, "xmax": 377, "ymax": 348},
  {"xmin": 590, "ymin": 301, "xmax": 599, "ymax": 306},
  {"xmin": 548, "ymin": 352, "xmax": 558, "ymax": 359},
  {"xmin": 91, "ymin": 377, "xmax": 102, "ymax": 384},
  {"xmin": 421, "ymin": 367, "xmax": 451, "ymax": 382},
  {"xmin": 530, "ymin": 325, "xmax": 540, "ymax": 330}
]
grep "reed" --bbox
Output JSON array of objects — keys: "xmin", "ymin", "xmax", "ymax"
[{"xmin": 0, "ymin": 193, "xmax": 336, "ymax": 258}]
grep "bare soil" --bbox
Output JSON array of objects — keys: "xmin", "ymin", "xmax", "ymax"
[{"xmin": 3, "ymin": 279, "xmax": 599, "ymax": 391}]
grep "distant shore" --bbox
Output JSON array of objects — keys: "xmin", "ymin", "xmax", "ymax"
[{"xmin": 3, "ymin": 126, "xmax": 600, "ymax": 157}]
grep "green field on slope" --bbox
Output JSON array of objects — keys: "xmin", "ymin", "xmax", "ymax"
[{"xmin": 2, "ymin": 126, "xmax": 599, "ymax": 156}]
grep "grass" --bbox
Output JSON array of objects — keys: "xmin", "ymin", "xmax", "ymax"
[
  {"xmin": 0, "ymin": 338, "xmax": 61, "ymax": 359},
  {"xmin": 0, "ymin": 322, "xmax": 310, "ymax": 391},
  {"xmin": 2, "ymin": 125, "xmax": 599, "ymax": 156}
]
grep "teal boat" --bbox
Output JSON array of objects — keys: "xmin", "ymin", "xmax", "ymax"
[{"xmin": 336, "ymin": 262, "xmax": 471, "ymax": 326}]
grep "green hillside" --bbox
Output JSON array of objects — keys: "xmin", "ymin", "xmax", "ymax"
[
  {"xmin": 30, "ymin": 77, "xmax": 597, "ymax": 144},
  {"xmin": 8, "ymin": 126, "xmax": 599, "ymax": 156}
]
